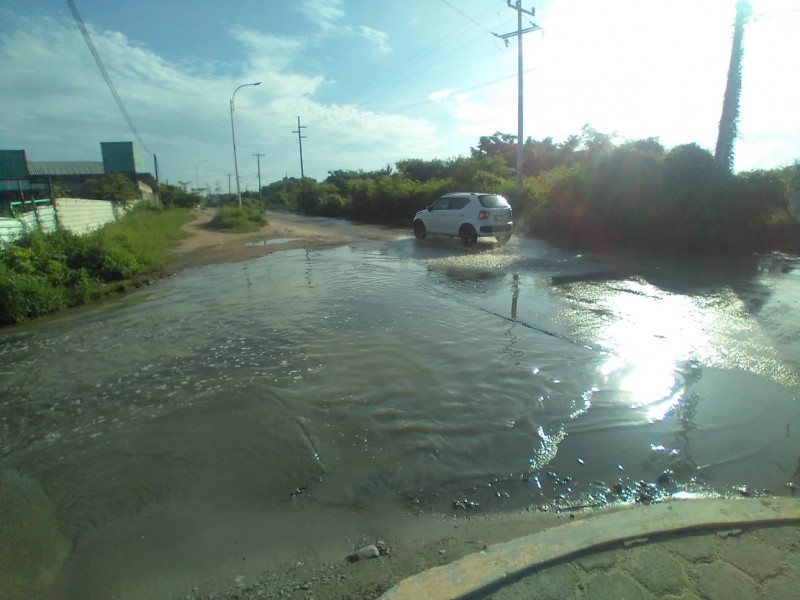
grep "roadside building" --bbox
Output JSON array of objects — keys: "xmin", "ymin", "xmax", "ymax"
[{"xmin": 0, "ymin": 141, "xmax": 157, "ymax": 214}]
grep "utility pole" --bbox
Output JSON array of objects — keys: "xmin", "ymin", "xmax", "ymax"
[
  {"xmin": 226, "ymin": 174, "xmax": 232, "ymax": 196},
  {"xmin": 499, "ymin": 1, "xmax": 541, "ymax": 201},
  {"xmin": 252, "ymin": 153, "xmax": 265, "ymax": 201},
  {"xmin": 292, "ymin": 116, "xmax": 307, "ymax": 179}
]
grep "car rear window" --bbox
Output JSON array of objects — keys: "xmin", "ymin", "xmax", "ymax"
[{"xmin": 478, "ymin": 195, "xmax": 510, "ymax": 208}]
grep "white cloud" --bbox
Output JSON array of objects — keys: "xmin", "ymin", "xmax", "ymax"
[
  {"xmin": 295, "ymin": 0, "xmax": 391, "ymax": 55},
  {"xmin": 354, "ymin": 26, "xmax": 391, "ymax": 54},
  {"xmin": 297, "ymin": 0, "xmax": 345, "ymax": 28},
  {"xmin": 428, "ymin": 89, "xmax": 452, "ymax": 102},
  {"xmin": 0, "ymin": 14, "xmax": 436, "ymax": 186}
]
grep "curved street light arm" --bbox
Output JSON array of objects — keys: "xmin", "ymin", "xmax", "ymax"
[{"xmin": 229, "ymin": 81, "xmax": 262, "ymax": 209}]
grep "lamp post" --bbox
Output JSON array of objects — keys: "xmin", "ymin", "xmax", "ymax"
[
  {"xmin": 229, "ymin": 81, "xmax": 261, "ymax": 209},
  {"xmin": 194, "ymin": 159, "xmax": 207, "ymax": 191}
]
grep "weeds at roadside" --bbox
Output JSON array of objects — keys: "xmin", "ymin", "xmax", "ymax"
[
  {"xmin": 206, "ymin": 204, "xmax": 267, "ymax": 233},
  {"xmin": 0, "ymin": 205, "xmax": 193, "ymax": 326}
]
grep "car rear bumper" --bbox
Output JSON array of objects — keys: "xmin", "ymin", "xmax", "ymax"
[{"xmin": 479, "ymin": 223, "xmax": 513, "ymax": 235}]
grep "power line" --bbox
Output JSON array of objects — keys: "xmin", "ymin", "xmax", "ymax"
[
  {"xmin": 349, "ymin": 4, "xmax": 505, "ymax": 110},
  {"xmin": 499, "ymin": 0, "xmax": 541, "ymax": 199},
  {"xmin": 382, "ymin": 65, "xmax": 539, "ymax": 115},
  {"xmin": 437, "ymin": 0, "xmax": 501, "ymax": 39},
  {"xmin": 66, "ymin": 0, "xmax": 151, "ymax": 154}
]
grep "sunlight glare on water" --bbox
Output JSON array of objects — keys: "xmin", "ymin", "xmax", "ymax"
[{"xmin": 595, "ymin": 279, "xmax": 714, "ymax": 423}]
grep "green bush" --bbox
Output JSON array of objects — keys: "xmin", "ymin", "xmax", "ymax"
[
  {"xmin": 0, "ymin": 264, "xmax": 70, "ymax": 326},
  {"xmin": 256, "ymin": 128, "xmax": 798, "ymax": 254},
  {"xmin": 82, "ymin": 173, "xmax": 140, "ymax": 207},
  {"xmin": 0, "ymin": 206, "xmax": 192, "ymax": 325},
  {"xmin": 207, "ymin": 205, "xmax": 267, "ymax": 232}
]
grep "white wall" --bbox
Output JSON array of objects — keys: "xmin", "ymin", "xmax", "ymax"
[
  {"xmin": 54, "ymin": 197, "xmax": 117, "ymax": 235},
  {"xmin": 0, "ymin": 205, "xmax": 57, "ymax": 244},
  {"xmin": 0, "ymin": 197, "xmax": 132, "ymax": 244}
]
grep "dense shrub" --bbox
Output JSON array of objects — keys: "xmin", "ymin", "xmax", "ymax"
[
  {"xmin": 258, "ymin": 129, "xmax": 798, "ymax": 254},
  {"xmin": 207, "ymin": 205, "xmax": 267, "ymax": 232},
  {"xmin": 0, "ymin": 206, "xmax": 192, "ymax": 325},
  {"xmin": 82, "ymin": 173, "xmax": 140, "ymax": 206},
  {"xmin": 160, "ymin": 184, "xmax": 202, "ymax": 209}
]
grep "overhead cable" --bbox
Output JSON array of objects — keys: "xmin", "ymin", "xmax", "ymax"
[{"xmin": 66, "ymin": 0, "xmax": 151, "ymax": 154}]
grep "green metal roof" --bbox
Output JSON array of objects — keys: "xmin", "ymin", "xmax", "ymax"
[
  {"xmin": 0, "ymin": 150, "xmax": 28, "ymax": 178},
  {"xmin": 27, "ymin": 161, "xmax": 105, "ymax": 177}
]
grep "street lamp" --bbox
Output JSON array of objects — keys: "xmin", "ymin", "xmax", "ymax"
[
  {"xmin": 194, "ymin": 159, "xmax": 207, "ymax": 190},
  {"xmin": 229, "ymin": 81, "xmax": 261, "ymax": 209}
]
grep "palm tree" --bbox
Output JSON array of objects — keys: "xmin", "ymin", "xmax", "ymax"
[{"xmin": 715, "ymin": 1, "xmax": 753, "ymax": 173}]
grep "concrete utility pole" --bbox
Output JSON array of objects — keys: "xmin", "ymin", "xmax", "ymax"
[
  {"xmin": 292, "ymin": 116, "xmax": 307, "ymax": 179},
  {"xmin": 499, "ymin": 1, "xmax": 541, "ymax": 200},
  {"xmin": 195, "ymin": 159, "xmax": 207, "ymax": 190},
  {"xmin": 252, "ymin": 153, "xmax": 265, "ymax": 201}
]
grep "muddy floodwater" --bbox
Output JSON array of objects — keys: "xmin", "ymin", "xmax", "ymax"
[{"xmin": 1, "ymin": 224, "xmax": 799, "ymax": 599}]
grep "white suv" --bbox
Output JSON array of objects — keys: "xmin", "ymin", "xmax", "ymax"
[{"xmin": 413, "ymin": 192, "xmax": 513, "ymax": 246}]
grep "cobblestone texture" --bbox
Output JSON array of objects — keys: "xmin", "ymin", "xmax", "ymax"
[
  {"xmin": 717, "ymin": 535, "xmax": 783, "ymax": 581},
  {"xmin": 694, "ymin": 561, "xmax": 759, "ymax": 600},
  {"xmin": 485, "ymin": 524, "xmax": 800, "ymax": 599},
  {"xmin": 659, "ymin": 532, "xmax": 717, "ymax": 562},
  {"xmin": 491, "ymin": 562, "xmax": 581, "ymax": 600},
  {"xmin": 576, "ymin": 549, "xmax": 620, "ymax": 572},
  {"xmin": 581, "ymin": 571, "xmax": 652, "ymax": 600},
  {"xmin": 621, "ymin": 546, "xmax": 689, "ymax": 596}
]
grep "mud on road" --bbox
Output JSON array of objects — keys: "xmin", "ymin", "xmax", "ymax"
[{"xmin": 172, "ymin": 209, "xmax": 403, "ymax": 271}]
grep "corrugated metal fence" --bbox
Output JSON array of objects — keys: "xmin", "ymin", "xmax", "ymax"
[{"xmin": 0, "ymin": 197, "xmax": 127, "ymax": 244}]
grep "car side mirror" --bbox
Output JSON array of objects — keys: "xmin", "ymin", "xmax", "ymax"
[{"xmin": 426, "ymin": 205, "xmax": 432, "ymax": 212}]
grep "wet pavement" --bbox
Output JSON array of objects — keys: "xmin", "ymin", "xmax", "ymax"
[
  {"xmin": 382, "ymin": 498, "xmax": 800, "ymax": 600},
  {"xmin": 1, "ymin": 222, "xmax": 799, "ymax": 599},
  {"xmin": 484, "ymin": 520, "xmax": 800, "ymax": 600}
]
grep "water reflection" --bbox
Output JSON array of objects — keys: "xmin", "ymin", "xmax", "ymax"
[
  {"xmin": 595, "ymin": 280, "xmax": 710, "ymax": 422},
  {"xmin": 1, "ymin": 236, "xmax": 799, "ymax": 599}
]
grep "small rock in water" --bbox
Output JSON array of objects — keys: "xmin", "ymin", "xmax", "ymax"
[
  {"xmin": 346, "ymin": 544, "xmax": 380, "ymax": 563},
  {"xmin": 375, "ymin": 540, "xmax": 391, "ymax": 556}
]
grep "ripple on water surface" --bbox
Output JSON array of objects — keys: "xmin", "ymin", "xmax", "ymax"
[{"xmin": 1, "ymin": 243, "xmax": 799, "ymax": 597}]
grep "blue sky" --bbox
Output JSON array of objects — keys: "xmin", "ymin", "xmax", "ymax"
[{"xmin": 1, "ymin": 0, "xmax": 798, "ymax": 192}]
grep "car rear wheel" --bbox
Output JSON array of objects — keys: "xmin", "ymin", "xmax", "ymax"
[
  {"xmin": 413, "ymin": 221, "xmax": 427, "ymax": 239},
  {"xmin": 459, "ymin": 225, "xmax": 478, "ymax": 247},
  {"xmin": 496, "ymin": 235, "xmax": 511, "ymax": 245}
]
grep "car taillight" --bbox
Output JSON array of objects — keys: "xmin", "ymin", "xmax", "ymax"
[{"xmin": 478, "ymin": 210, "xmax": 489, "ymax": 220}]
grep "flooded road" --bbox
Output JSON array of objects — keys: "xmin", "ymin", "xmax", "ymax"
[{"xmin": 1, "ymin": 222, "xmax": 799, "ymax": 598}]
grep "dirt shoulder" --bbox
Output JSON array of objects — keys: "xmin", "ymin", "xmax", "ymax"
[{"xmin": 171, "ymin": 208, "xmax": 401, "ymax": 271}]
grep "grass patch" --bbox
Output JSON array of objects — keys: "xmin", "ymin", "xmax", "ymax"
[
  {"xmin": 0, "ymin": 205, "xmax": 193, "ymax": 326},
  {"xmin": 207, "ymin": 205, "xmax": 268, "ymax": 232}
]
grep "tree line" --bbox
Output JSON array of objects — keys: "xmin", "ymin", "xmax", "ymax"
[{"xmin": 259, "ymin": 127, "xmax": 800, "ymax": 254}]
